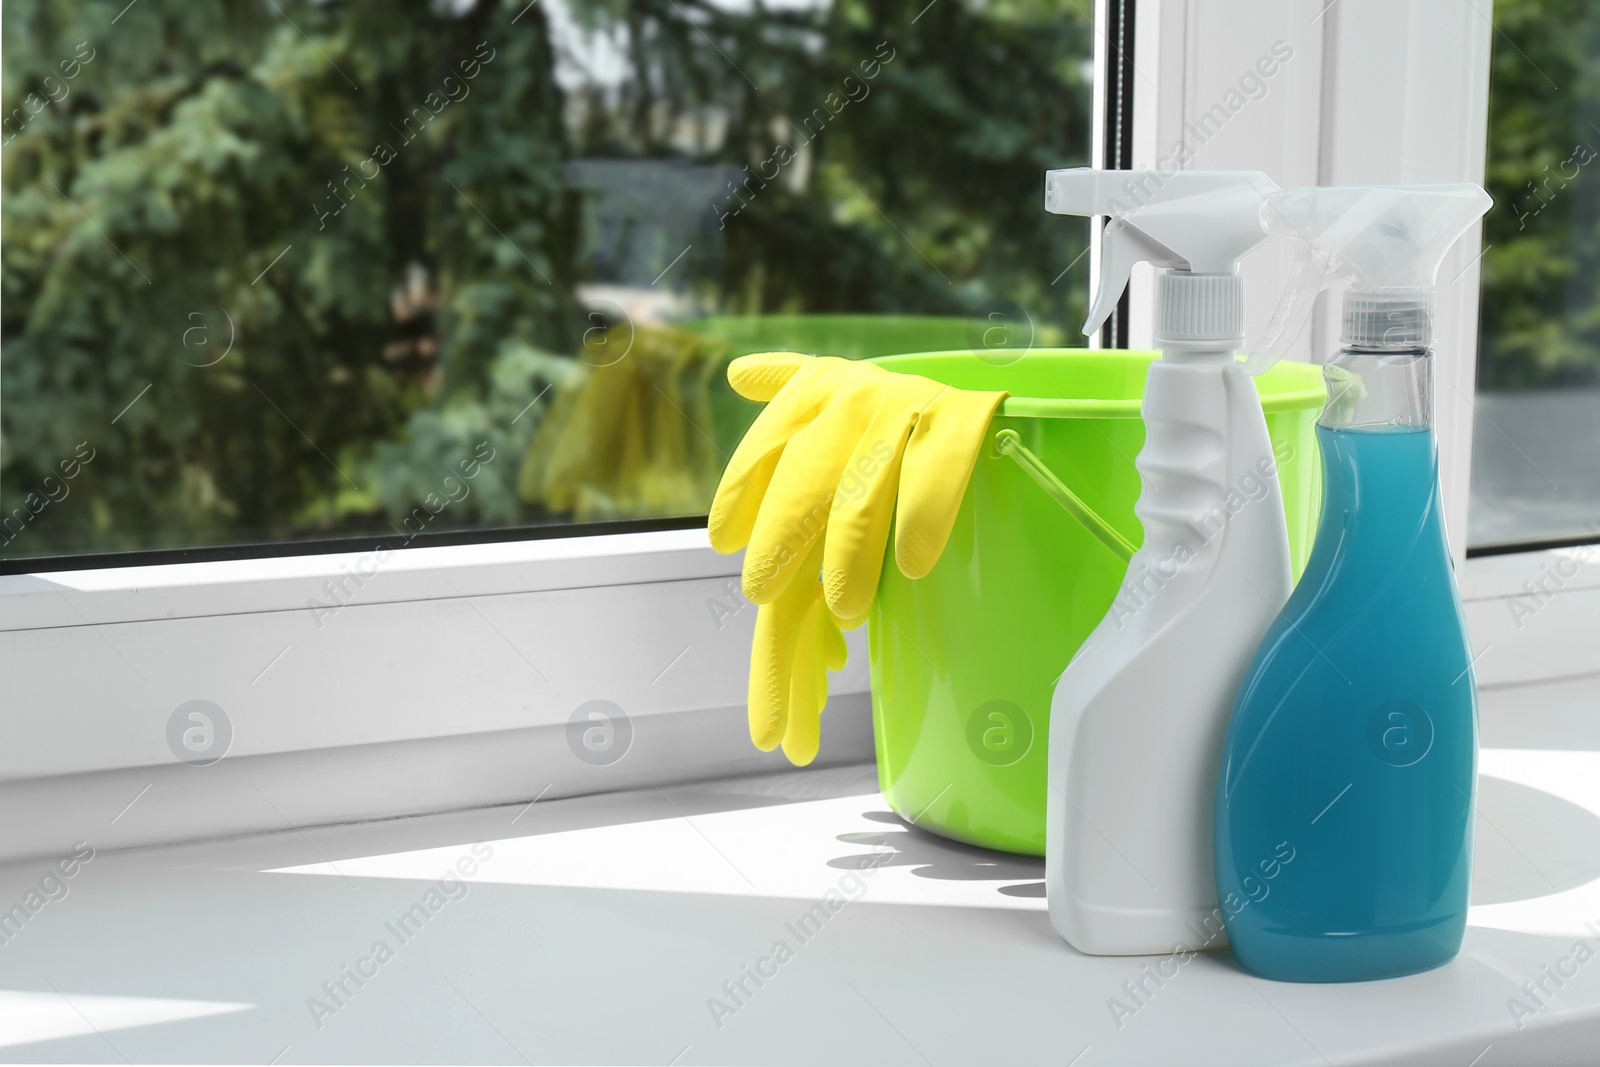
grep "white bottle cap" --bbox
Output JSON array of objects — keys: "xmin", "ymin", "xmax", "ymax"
[
  {"xmin": 1156, "ymin": 271, "xmax": 1245, "ymax": 350},
  {"xmin": 1341, "ymin": 290, "xmax": 1435, "ymax": 349}
]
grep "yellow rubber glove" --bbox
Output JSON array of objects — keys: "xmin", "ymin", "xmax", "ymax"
[
  {"xmin": 747, "ymin": 538, "xmax": 850, "ymax": 765},
  {"xmin": 710, "ymin": 352, "xmax": 1005, "ymax": 764},
  {"xmin": 711, "ymin": 352, "xmax": 1006, "ymax": 617}
]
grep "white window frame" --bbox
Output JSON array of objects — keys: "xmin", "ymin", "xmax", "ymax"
[
  {"xmin": 2, "ymin": 0, "xmax": 1593, "ymax": 864},
  {"xmin": 1126, "ymin": 0, "xmax": 1488, "ymax": 535},
  {"xmin": 1128, "ymin": 0, "xmax": 1599, "ymax": 684}
]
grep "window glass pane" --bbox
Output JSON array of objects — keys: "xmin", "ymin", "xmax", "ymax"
[
  {"xmin": 0, "ymin": 0, "xmax": 1095, "ymax": 567},
  {"xmin": 1472, "ymin": 0, "xmax": 1600, "ymax": 548}
]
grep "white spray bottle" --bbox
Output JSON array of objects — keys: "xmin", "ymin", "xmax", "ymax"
[{"xmin": 1043, "ymin": 169, "xmax": 1294, "ymax": 956}]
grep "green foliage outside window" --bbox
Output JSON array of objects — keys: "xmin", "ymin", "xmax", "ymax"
[
  {"xmin": 1479, "ymin": 0, "xmax": 1600, "ymax": 390},
  {"xmin": 1, "ymin": 0, "xmax": 1094, "ymax": 560}
]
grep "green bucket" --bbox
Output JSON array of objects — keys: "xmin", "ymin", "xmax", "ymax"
[{"xmin": 867, "ymin": 348, "xmax": 1326, "ymax": 856}]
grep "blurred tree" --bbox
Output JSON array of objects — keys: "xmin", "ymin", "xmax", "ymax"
[
  {"xmin": 2, "ymin": 0, "xmax": 577, "ymax": 555},
  {"xmin": 1, "ymin": 0, "xmax": 1094, "ymax": 561},
  {"xmin": 567, "ymin": 0, "xmax": 1093, "ymax": 324},
  {"xmin": 1479, "ymin": 0, "xmax": 1600, "ymax": 390}
]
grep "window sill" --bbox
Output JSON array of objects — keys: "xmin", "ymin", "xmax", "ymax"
[{"xmin": 3, "ymin": 673, "xmax": 1597, "ymax": 1065}]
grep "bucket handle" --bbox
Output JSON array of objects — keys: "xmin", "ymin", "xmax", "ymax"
[{"xmin": 993, "ymin": 429, "xmax": 1136, "ymax": 562}]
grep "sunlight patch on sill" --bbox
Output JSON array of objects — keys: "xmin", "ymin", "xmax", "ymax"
[
  {"xmin": 267, "ymin": 794, "xmax": 1048, "ymax": 912},
  {"xmin": 0, "ymin": 990, "xmax": 253, "ymax": 1049},
  {"xmin": 1469, "ymin": 748, "xmax": 1600, "ymax": 939},
  {"xmin": 266, "ymin": 749, "xmax": 1600, "ymax": 935}
]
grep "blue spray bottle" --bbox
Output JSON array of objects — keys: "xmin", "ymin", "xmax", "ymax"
[{"xmin": 1213, "ymin": 184, "xmax": 1493, "ymax": 982}]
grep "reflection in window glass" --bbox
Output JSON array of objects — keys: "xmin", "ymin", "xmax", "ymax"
[
  {"xmin": 1473, "ymin": 0, "xmax": 1600, "ymax": 548},
  {"xmin": 0, "ymin": 0, "xmax": 1094, "ymax": 565}
]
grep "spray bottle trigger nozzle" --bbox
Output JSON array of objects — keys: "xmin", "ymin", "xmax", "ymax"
[
  {"xmin": 1241, "ymin": 238, "xmax": 1338, "ymax": 376},
  {"xmin": 1083, "ymin": 218, "xmax": 1185, "ymax": 338}
]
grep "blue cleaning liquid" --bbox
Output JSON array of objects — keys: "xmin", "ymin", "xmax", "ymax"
[{"xmin": 1214, "ymin": 424, "xmax": 1477, "ymax": 982}]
